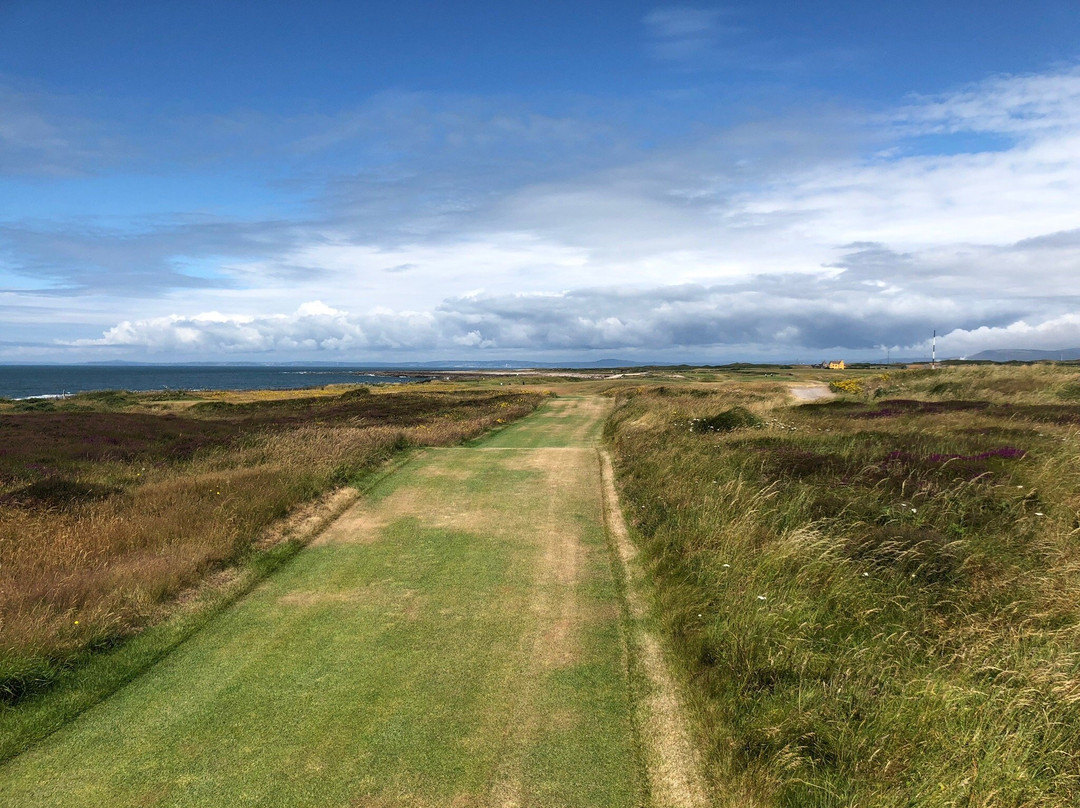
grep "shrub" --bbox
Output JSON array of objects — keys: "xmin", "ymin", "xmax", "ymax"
[
  {"xmin": 828, "ymin": 378, "xmax": 865, "ymax": 396},
  {"xmin": 690, "ymin": 406, "xmax": 762, "ymax": 433}
]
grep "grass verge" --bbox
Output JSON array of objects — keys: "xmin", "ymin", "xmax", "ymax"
[{"xmin": 607, "ymin": 365, "xmax": 1080, "ymax": 806}]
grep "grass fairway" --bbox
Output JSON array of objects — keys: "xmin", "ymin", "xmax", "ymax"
[{"xmin": 0, "ymin": 396, "xmax": 643, "ymax": 807}]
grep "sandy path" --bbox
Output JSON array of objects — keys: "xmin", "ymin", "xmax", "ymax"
[
  {"xmin": 789, "ymin": 383, "xmax": 833, "ymax": 401},
  {"xmin": 599, "ymin": 451, "xmax": 711, "ymax": 808}
]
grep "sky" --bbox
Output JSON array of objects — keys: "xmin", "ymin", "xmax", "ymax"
[{"xmin": 3, "ymin": 0, "xmax": 1080, "ymax": 364}]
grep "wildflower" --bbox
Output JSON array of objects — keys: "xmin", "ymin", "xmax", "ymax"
[
  {"xmin": 863, "ymin": 572, "xmax": 870, "ymax": 577},
  {"xmin": 757, "ymin": 595, "xmax": 767, "ymax": 601},
  {"xmin": 74, "ymin": 620, "xmax": 79, "ymax": 625},
  {"xmin": 722, "ymin": 563, "xmax": 731, "ymax": 568}
]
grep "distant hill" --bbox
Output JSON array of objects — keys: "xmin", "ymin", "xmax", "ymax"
[{"xmin": 965, "ymin": 348, "xmax": 1080, "ymax": 362}]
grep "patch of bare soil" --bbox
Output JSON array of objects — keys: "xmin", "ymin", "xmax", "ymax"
[
  {"xmin": 789, "ymin": 383, "xmax": 833, "ymax": 402},
  {"xmin": 559, "ymin": 396, "xmax": 609, "ymax": 444},
  {"xmin": 599, "ymin": 450, "xmax": 711, "ymax": 808},
  {"xmin": 171, "ymin": 566, "xmax": 244, "ymax": 612},
  {"xmin": 256, "ymin": 486, "xmax": 361, "ymax": 550},
  {"xmin": 310, "ymin": 507, "xmax": 389, "ymax": 546}
]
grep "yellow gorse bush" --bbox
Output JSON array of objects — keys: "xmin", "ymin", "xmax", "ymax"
[{"xmin": 828, "ymin": 377, "xmax": 866, "ymax": 395}]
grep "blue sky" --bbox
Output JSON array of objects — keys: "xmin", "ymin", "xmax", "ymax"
[{"xmin": 3, "ymin": 1, "xmax": 1080, "ymax": 362}]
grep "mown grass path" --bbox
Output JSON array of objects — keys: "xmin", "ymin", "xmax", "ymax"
[{"xmin": 0, "ymin": 397, "xmax": 648, "ymax": 807}]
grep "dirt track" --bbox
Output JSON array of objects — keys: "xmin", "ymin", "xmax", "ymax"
[{"xmin": 789, "ymin": 383, "xmax": 833, "ymax": 401}]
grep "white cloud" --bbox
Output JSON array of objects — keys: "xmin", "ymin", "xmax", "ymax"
[
  {"xmin": 643, "ymin": 6, "xmax": 731, "ymax": 64},
  {"xmin": 891, "ymin": 67, "xmax": 1080, "ymax": 137},
  {"xmin": 8, "ymin": 63, "xmax": 1080, "ymax": 360},
  {"xmin": 56, "ymin": 273, "xmax": 1016, "ymax": 361},
  {"xmin": 942, "ymin": 314, "xmax": 1080, "ymax": 357}
]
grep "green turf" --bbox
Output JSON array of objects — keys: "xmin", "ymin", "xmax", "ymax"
[
  {"xmin": 0, "ymin": 396, "xmax": 642, "ymax": 807},
  {"xmin": 477, "ymin": 397, "xmax": 605, "ymax": 449}
]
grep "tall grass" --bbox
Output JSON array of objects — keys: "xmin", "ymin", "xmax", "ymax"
[
  {"xmin": 0, "ymin": 387, "xmax": 540, "ymax": 702},
  {"xmin": 607, "ymin": 366, "xmax": 1080, "ymax": 806}
]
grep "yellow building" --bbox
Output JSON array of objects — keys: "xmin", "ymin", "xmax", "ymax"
[{"xmin": 827, "ymin": 360, "xmax": 846, "ymax": 370}]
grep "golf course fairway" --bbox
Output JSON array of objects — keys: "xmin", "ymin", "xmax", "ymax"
[{"xmin": 0, "ymin": 396, "xmax": 696, "ymax": 807}]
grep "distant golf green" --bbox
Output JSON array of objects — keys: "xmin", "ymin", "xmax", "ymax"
[{"xmin": 0, "ymin": 397, "xmax": 644, "ymax": 807}]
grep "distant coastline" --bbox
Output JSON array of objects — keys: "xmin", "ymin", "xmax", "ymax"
[{"xmin": 0, "ymin": 365, "xmax": 424, "ymax": 400}]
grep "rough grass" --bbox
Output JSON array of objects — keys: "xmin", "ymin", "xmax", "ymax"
[
  {"xmin": 607, "ymin": 365, "xmax": 1080, "ymax": 806},
  {"xmin": 0, "ymin": 386, "xmax": 540, "ymax": 704}
]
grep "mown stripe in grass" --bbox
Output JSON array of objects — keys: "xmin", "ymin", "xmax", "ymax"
[{"xmin": 0, "ymin": 450, "xmax": 415, "ymax": 766}]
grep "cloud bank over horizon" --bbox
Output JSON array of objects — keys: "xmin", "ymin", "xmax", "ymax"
[{"xmin": 2, "ymin": 3, "xmax": 1079, "ymax": 363}]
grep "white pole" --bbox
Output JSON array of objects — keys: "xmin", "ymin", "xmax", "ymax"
[{"xmin": 932, "ymin": 330, "xmax": 937, "ymax": 366}]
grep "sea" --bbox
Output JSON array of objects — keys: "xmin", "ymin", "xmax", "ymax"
[{"xmin": 0, "ymin": 365, "xmax": 422, "ymax": 400}]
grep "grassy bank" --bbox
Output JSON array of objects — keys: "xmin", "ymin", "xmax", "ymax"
[
  {"xmin": 607, "ymin": 365, "xmax": 1080, "ymax": 806},
  {"xmin": 0, "ymin": 385, "xmax": 540, "ymax": 704}
]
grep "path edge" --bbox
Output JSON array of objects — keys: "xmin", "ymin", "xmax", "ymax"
[{"xmin": 598, "ymin": 448, "xmax": 712, "ymax": 808}]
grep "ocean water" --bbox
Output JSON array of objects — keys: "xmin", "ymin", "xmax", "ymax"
[{"xmin": 0, "ymin": 366, "xmax": 420, "ymax": 400}]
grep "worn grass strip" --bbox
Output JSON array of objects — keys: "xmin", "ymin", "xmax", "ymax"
[
  {"xmin": 599, "ymin": 449, "xmax": 713, "ymax": 808},
  {"xmin": 478, "ymin": 397, "xmax": 607, "ymax": 449}
]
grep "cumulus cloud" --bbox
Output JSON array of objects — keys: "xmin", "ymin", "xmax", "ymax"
[
  {"xmin": 62, "ymin": 271, "xmax": 1027, "ymax": 361},
  {"xmin": 942, "ymin": 313, "xmax": 1080, "ymax": 358},
  {"xmin": 70, "ymin": 302, "xmax": 439, "ymax": 354}
]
